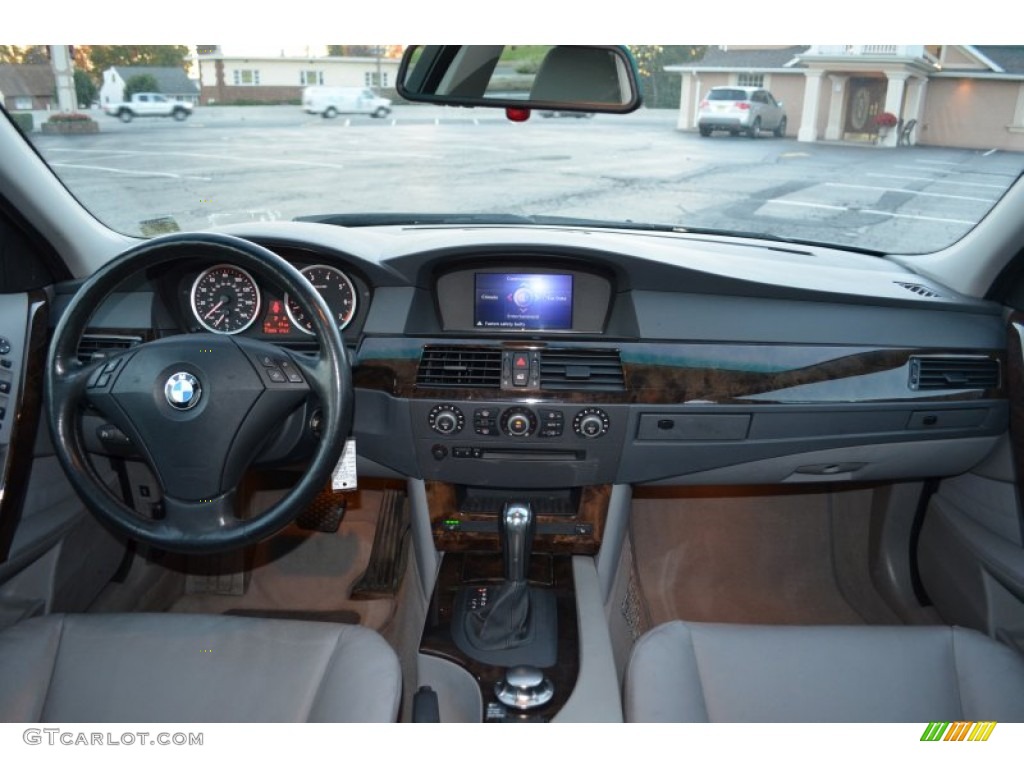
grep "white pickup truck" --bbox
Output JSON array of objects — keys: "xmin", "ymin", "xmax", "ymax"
[{"xmin": 104, "ymin": 93, "xmax": 194, "ymax": 122}]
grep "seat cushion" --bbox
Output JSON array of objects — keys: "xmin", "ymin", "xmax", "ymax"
[
  {"xmin": 0, "ymin": 613, "xmax": 401, "ymax": 722},
  {"xmin": 624, "ymin": 621, "xmax": 1024, "ymax": 722}
]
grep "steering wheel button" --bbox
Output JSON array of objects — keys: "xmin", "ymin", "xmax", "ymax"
[
  {"xmin": 266, "ymin": 367, "xmax": 287, "ymax": 383},
  {"xmin": 102, "ymin": 358, "xmax": 122, "ymax": 374},
  {"xmin": 259, "ymin": 354, "xmax": 277, "ymax": 368},
  {"xmin": 278, "ymin": 360, "xmax": 303, "ymax": 383}
]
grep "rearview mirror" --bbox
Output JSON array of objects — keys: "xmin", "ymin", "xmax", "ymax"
[{"xmin": 397, "ymin": 45, "xmax": 642, "ymax": 114}]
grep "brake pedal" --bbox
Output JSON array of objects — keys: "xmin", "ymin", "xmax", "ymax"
[{"xmin": 296, "ymin": 492, "xmax": 348, "ymax": 533}]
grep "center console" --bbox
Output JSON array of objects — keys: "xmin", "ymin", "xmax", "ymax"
[{"xmin": 418, "ymin": 482, "xmax": 612, "ymax": 722}]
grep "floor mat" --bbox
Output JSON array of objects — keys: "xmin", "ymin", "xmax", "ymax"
[
  {"xmin": 169, "ymin": 488, "xmax": 397, "ymax": 632},
  {"xmin": 631, "ymin": 488, "xmax": 875, "ymax": 626}
]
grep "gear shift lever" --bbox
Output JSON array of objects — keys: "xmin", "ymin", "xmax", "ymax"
[
  {"xmin": 453, "ymin": 499, "xmax": 556, "ymax": 667},
  {"xmin": 502, "ymin": 502, "xmax": 533, "ymax": 584}
]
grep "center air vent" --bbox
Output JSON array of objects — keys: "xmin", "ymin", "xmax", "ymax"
[
  {"xmin": 77, "ymin": 334, "xmax": 143, "ymax": 364},
  {"xmin": 416, "ymin": 346, "xmax": 502, "ymax": 388},
  {"xmin": 540, "ymin": 348, "xmax": 625, "ymax": 392},
  {"xmin": 909, "ymin": 356, "xmax": 1000, "ymax": 391}
]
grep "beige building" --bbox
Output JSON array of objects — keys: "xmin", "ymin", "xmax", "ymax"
[
  {"xmin": 666, "ymin": 46, "xmax": 1024, "ymax": 150},
  {"xmin": 0, "ymin": 65, "xmax": 57, "ymax": 111},
  {"xmin": 195, "ymin": 51, "xmax": 401, "ymax": 105}
]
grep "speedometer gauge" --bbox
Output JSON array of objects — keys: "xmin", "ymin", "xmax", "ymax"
[
  {"xmin": 285, "ymin": 265, "xmax": 358, "ymax": 334},
  {"xmin": 190, "ymin": 265, "xmax": 261, "ymax": 334}
]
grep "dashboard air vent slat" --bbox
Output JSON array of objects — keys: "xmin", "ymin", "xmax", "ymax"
[
  {"xmin": 77, "ymin": 334, "xmax": 143, "ymax": 364},
  {"xmin": 540, "ymin": 349, "xmax": 625, "ymax": 392},
  {"xmin": 416, "ymin": 346, "xmax": 502, "ymax": 388},
  {"xmin": 909, "ymin": 356, "xmax": 999, "ymax": 391},
  {"xmin": 896, "ymin": 282, "xmax": 944, "ymax": 299}
]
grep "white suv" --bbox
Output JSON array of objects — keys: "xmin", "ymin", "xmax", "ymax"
[{"xmin": 697, "ymin": 86, "xmax": 787, "ymax": 138}]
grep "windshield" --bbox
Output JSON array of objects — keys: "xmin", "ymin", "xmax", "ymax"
[{"xmin": 5, "ymin": 43, "xmax": 1024, "ymax": 253}]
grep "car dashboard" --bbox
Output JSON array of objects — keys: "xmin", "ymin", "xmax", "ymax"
[{"xmin": 61, "ymin": 220, "xmax": 1007, "ymax": 511}]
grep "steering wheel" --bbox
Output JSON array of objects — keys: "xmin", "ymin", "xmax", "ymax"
[{"xmin": 45, "ymin": 232, "xmax": 351, "ymax": 554}]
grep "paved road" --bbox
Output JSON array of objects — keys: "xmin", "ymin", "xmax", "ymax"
[{"xmin": 26, "ymin": 105, "xmax": 1024, "ymax": 253}]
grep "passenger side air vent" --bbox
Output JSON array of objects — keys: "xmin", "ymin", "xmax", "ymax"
[
  {"xmin": 540, "ymin": 348, "xmax": 625, "ymax": 392},
  {"xmin": 909, "ymin": 356, "xmax": 1000, "ymax": 391},
  {"xmin": 77, "ymin": 334, "xmax": 142, "ymax": 364},
  {"xmin": 896, "ymin": 282, "xmax": 944, "ymax": 299},
  {"xmin": 416, "ymin": 346, "xmax": 503, "ymax": 388}
]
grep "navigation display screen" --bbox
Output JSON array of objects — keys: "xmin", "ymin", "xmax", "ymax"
[{"xmin": 474, "ymin": 273, "xmax": 574, "ymax": 330}]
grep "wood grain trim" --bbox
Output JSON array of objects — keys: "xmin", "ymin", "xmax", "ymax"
[
  {"xmin": 426, "ymin": 481, "xmax": 610, "ymax": 556},
  {"xmin": 354, "ymin": 340, "xmax": 1005, "ymax": 405}
]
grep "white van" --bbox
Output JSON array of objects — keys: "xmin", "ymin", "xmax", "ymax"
[{"xmin": 302, "ymin": 86, "xmax": 392, "ymax": 118}]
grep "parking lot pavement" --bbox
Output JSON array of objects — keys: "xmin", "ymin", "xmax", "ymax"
[{"xmin": 26, "ymin": 105, "xmax": 1024, "ymax": 253}]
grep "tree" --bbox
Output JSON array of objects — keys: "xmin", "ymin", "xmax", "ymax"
[
  {"xmin": 86, "ymin": 45, "xmax": 189, "ymax": 76},
  {"xmin": 629, "ymin": 45, "xmax": 707, "ymax": 108},
  {"xmin": 74, "ymin": 69, "xmax": 98, "ymax": 107},
  {"xmin": 0, "ymin": 45, "xmax": 50, "ymax": 64},
  {"xmin": 124, "ymin": 74, "xmax": 160, "ymax": 99},
  {"xmin": 327, "ymin": 45, "xmax": 381, "ymax": 57}
]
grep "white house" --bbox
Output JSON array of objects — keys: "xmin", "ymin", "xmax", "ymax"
[{"xmin": 194, "ymin": 52, "xmax": 401, "ymax": 105}]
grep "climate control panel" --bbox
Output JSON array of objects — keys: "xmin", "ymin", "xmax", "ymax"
[
  {"xmin": 414, "ymin": 401, "xmax": 624, "ymax": 486},
  {"xmin": 429, "ymin": 404, "xmax": 610, "ymax": 439}
]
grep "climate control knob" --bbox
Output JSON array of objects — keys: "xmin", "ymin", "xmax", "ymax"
[
  {"xmin": 574, "ymin": 408, "xmax": 610, "ymax": 439},
  {"xmin": 429, "ymin": 404, "xmax": 464, "ymax": 435},
  {"xmin": 501, "ymin": 407, "xmax": 537, "ymax": 437}
]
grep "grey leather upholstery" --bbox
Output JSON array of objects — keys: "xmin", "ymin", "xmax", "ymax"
[
  {"xmin": 0, "ymin": 613, "xmax": 402, "ymax": 722},
  {"xmin": 625, "ymin": 621, "xmax": 1024, "ymax": 722}
]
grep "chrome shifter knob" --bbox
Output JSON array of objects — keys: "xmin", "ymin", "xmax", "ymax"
[{"xmin": 501, "ymin": 502, "xmax": 533, "ymax": 584}]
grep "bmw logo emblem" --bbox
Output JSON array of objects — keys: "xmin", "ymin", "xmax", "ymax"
[{"xmin": 165, "ymin": 372, "xmax": 201, "ymax": 410}]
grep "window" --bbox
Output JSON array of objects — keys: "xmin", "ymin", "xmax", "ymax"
[
  {"xmin": 364, "ymin": 72, "xmax": 389, "ymax": 88},
  {"xmin": 300, "ymin": 70, "xmax": 324, "ymax": 86},
  {"xmin": 233, "ymin": 69, "xmax": 260, "ymax": 86},
  {"xmin": 736, "ymin": 73, "xmax": 764, "ymax": 88},
  {"xmin": 14, "ymin": 96, "xmax": 32, "ymax": 110}
]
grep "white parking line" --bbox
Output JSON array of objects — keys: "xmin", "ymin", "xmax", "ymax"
[
  {"xmin": 893, "ymin": 164, "xmax": 1019, "ymax": 178},
  {"xmin": 825, "ymin": 182, "xmax": 995, "ymax": 203},
  {"xmin": 865, "ymin": 173, "xmax": 1009, "ymax": 190},
  {"xmin": 764, "ymin": 199, "xmax": 975, "ymax": 225},
  {"xmin": 912, "ymin": 159, "xmax": 963, "ymax": 166},
  {"xmin": 38, "ymin": 147, "xmax": 345, "ymax": 170},
  {"xmin": 50, "ymin": 162, "xmax": 212, "ymax": 181}
]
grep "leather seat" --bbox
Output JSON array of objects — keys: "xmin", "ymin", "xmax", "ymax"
[
  {"xmin": 0, "ymin": 613, "xmax": 402, "ymax": 722},
  {"xmin": 624, "ymin": 621, "xmax": 1024, "ymax": 722}
]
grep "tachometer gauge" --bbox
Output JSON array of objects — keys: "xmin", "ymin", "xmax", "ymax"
[
  {"xmin": 285, "ymin": 265, "xmax": 358, "ymax": 334},
  {"xmin": 190, "ymin": 264, "xmax": 261, "ymax": 334}
]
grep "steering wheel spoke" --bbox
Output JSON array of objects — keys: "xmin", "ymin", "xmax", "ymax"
[
  {"xmin": 161, "ymin": 491, "xmax": 240, "ymax": 539},
  {"xmin": 46, "ymin": 233, "xmax": 352, "ymax": 554}
]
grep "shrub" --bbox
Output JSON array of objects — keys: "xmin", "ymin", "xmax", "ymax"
[
  {"xmin": 11, "ymin": 112, "xmax": 34, "ymax": 133},
  {"xmin": 46, "ymin": 112, "xmax": 95, "ymax": 123}
]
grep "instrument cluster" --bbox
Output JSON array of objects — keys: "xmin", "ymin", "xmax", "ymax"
[{"xmin": 187, "ymin": 262, "xmax": 360, "ymax": 337}]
